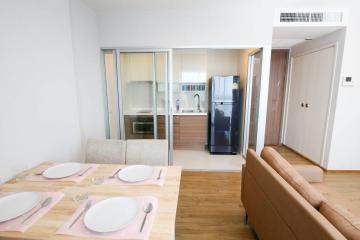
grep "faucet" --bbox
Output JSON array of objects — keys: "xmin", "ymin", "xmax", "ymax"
[
  {"xmin": 176, "ymin": 99, "xmax": 180, "ymax": 112},
  {"xmin": 194, "ymin": 94, "xmax": 201, "ymax": 112}
]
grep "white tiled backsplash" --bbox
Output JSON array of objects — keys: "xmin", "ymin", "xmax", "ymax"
[{"xmin": 173, "ymin": 91, "xmax": 207, "ymax": 112}]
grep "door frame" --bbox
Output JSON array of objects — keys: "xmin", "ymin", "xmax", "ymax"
[
  {"xmin": 282, "ymin": 43, "xmax": 339, "ymax": 167},
  {"xmin": 102, "ymin": 48, "xmax": 174, "ymax": 165},
  {"xmin": 173, "ymin": 46, "xmax": 271, "ymax": 158},
  {"xmin": 242, "ymin": 49, "xmax": 263, "ymax": 156}
]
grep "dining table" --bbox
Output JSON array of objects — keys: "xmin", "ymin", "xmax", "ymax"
[{"xmin": 0, "ymin": 162, "xmax": 182, "ymax": 240}]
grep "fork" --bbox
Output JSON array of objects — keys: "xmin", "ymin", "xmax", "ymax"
[
  {"xmin": 77, "ymin": 166, "xmax": 92, "ymax": 176},
  {"xmin": 109, "ymin": 168, "xmax": 122, "ymax": 179},
  {"xmin": 157, "ymin": 169, "xmax": 162, "ymax": 180},
  {"xmin": 21, "ymin": 197, "xmax": 52, "ymax": 223}
]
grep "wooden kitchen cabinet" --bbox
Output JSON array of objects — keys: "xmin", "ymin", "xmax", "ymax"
[
  {"xmin": 173, "ymin": 115, "xmax": 207, "ymax": 150},
  {"xmin": 124, "ymin": 115, "xmax": 166, "ymax": 139}
]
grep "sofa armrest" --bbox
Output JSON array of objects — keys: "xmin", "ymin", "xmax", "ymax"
[{"xmin": 293, "ymin": 164, "xmax": 324, "ymax": 183}]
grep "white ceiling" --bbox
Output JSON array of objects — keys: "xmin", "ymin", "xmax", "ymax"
[
  {"xmin": 82, "ymin": 0, "xmax": 250, "ymax": 12},
  {"xmin": 82, "ymin": 0, "xmax": 346, "ymax": 48},
  {"xmin": 272, "ymin": 26, "xmax": 344, "ymax": 48}
]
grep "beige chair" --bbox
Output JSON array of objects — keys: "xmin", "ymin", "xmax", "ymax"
[
  {"xmin": 125, "ymin": 139, "xmax": 168, "ymax": 166},
  {"xmin": 85, "ymin": 139, "xmax": 126, "ymax": 164}
]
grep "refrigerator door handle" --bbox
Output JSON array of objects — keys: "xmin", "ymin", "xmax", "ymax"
[{"xmin": 214, "ymin": 102, "xmax": 233, "ymax": 105}]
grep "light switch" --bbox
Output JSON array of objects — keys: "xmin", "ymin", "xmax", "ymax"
[{"xmin": 343, "ymin": 76, "xmax": 354, "ymax": 86}]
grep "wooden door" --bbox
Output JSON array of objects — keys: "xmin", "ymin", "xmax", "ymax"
[
  {"xmin": 265, "ymin": 50, "xmax": 288, "ymax": 145},
  {"xmin": 302, "ymin": 47, "xmax": 335, "ymax": 163}
]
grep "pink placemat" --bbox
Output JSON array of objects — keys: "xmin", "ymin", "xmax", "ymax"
[
  {"xmin": 57, "ymin": 196, "xmax": 158, "ymax": 240},
  {"xmin": 25, "ymin": 164, "xmax": 98, "ymax": 183},
  {"xmin": 0, "ymin": 192, "xmax": 64, "ymax": 232},
  {"xmin": 104, "ymin": 167, "xmax": 167, "ymax": 186}
]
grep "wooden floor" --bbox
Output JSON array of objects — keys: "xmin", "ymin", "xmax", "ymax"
[
  {"xmin": 175, "ymin": 171, "xmax": 256, "ymax": 240},
  {"xmin": 175, "ymin": 145, "xmax": 360, "ymax": 240}
]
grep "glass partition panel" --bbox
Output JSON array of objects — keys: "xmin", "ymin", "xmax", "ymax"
[
  {"xmin": 103, "ymin": 51, "xmax": 120, "ymax": 139},
  {"xmin": 155, "ymin": 52, "xmax": 167, "ymax": 139},
  {"xmin": 119, "ymin": 52, "xmax": 168, "ymax": 140},
  {"xmin": 247, "ymin": 51, "xmax": 262, "ymax": 151},
  {"xmin": 120, "ymin": 52, "xmax": 154, "ymax": 139}
]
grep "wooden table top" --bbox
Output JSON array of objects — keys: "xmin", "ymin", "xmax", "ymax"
[{"xmin": 0, "ymin": 163, "xmax": 182, "ymax": 240}]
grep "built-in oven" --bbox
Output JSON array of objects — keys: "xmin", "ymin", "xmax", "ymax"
[{"xmin": 132, "ymin": 121, "xmax": 154, "ymax": 134}]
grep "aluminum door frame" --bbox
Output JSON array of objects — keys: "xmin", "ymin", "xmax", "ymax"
[
  {"xmin": 242, "ymin": 49, "xmax": 263, "ymax": 157},
  {"xmin": 102, "ymin": 48, "xmax": 173, "ymax": 165}
]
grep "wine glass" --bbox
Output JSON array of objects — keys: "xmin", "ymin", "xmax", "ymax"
[
  {"xmin": 72, "ymin": 191, "xmax": 89, "ymax": 205},
  {"xmin": 90, "ymin": 176, "xmax": 104, "ymax": 186}
]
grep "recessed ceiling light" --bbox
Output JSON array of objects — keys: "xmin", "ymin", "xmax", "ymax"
[{"xmin": 305, "ymin": 37, "xmax": 313, "ymax": 41}]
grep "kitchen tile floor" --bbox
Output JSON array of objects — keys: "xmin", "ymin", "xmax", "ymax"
[{"xmin": 173, "ymin": 150, "xmax": 244, "ymax": 171}]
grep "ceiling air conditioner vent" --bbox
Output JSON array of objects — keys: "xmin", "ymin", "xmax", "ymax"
[
  {"xmin": 310, "ymin": 12, "xmax": 324, "ymax": 22},
  {"xmin": 280, "ymin": 12, "xmax": 310, "ymax": 22},
  {"xmin": 279, "ymin": 11, "xmax": 343, "ymax": 23}
]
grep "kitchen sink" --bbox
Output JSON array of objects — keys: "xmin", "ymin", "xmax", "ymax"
[{"xmin": 136, "ymin": 110, "xmax": 152, "ymax": 113}]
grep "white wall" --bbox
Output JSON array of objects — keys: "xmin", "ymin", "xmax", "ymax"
[
  {"xmin": 69, "ymin": 0, "xmax": 106, "ymax": 159},
  {"xmin": 289, "ymin": 29, "xmax": 346, "ymax": 168},
  {"xmin": 98, "ymin": 8, "xmax": 273, "ymax": 48},
  {"xmin": 0, "ymin": 0, "xmax": 81, "ymax": 182},
  {"xmin": 327, "ymin": 11, "xmax": 360, "ymax": 170}
]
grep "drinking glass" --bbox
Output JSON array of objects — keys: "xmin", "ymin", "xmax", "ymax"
[
  {"xmin": 90, "ymin": 176, "xmax": 104, "ymax": 186},
  {"xmin": 72, "ymin": 191, "xmax": 89, "ymax": 205}
]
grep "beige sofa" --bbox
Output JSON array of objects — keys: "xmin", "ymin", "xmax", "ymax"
[
  {"xmin": 242, "ymin": 147, "xmax": 360, "ymax": 240},
  {"xmin": 85, "ymin": 139, "xmax": 168, "ymax": 166}
]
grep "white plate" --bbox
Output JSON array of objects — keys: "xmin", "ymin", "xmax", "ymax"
[
  {"xmin": 0, "ymin": 192, "xmax": 42, "ymax": 223},
  {"xmin": 43, "ymin": 162, "xmax": 82, "ymax": 179},
  {"xmin": 118, "ymin": 165, "xmax": 154, "ymax": 182},
  {"xmin": 84, "ymin": 197, "xmax": 139, "ymax": 233}
]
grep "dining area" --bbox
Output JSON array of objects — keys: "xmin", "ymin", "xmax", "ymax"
[{"xmin": 0, "ymin": 139, "xmax": 182, "ymax": 240}]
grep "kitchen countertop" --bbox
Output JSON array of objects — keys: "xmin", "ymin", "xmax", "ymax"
[
  {"xmin": 125, "ymin": 108, "xmax": 207, "ymax": 116},
  {"xmin": 124, "ymin": 112, "xmax": 207, "ymax": 116},
  {"xmin": 173, "ymin": 112, "xmax": 207, "ymax": 116}
]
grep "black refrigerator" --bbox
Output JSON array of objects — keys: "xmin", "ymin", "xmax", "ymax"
[{"xmin": 208, "ymin": 76, "xmax": 242, "ymax": 154}]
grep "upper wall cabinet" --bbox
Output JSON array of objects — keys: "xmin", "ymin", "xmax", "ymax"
[
  {"xmin": 120, "ymin": 53, "xmax": 166, "ymax": 83},
  {"xmin": 155, "ymin": 53, "xmax": 166, "ymax": 83},
  {"xmin": 173, "ymin": 51, "xmax": 207, "ymax": 83},
  {"xmin": 121, "ymin": 53, "xmax": 153, "ymax": 82}
]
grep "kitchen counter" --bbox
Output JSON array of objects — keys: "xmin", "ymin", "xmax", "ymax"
[
  {"xmin": 173, "ymin": 111, "xmax": 207, "ymax": 116},
  {"xmin": 125, "ymin": 109, "xmax": 207, "ymax": 116}
]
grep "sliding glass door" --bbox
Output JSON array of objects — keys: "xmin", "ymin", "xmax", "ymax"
[
  {"xmin": 103, "ymin": 51, "xmax": 121, "ymax": 139},
  {"xmin": 102, "ymin": 50, "xmax": 170, "ymax": 143},
  {"xmin": 119, "ymin": 52, "xmax": 167, "ymax": 140}
]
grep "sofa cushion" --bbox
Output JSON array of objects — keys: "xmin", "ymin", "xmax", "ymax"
[
  {"xmin": 261, "ymin": 147, "xmax": 325, "ymax": 209},
  {"xmin": 320, "ymin": 202, "xmax": 360, "ymax": 240}
]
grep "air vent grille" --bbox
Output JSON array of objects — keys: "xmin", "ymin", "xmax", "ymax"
[
  {"xmin": 280, "ymin": 12, "xmax": 310, "ymax": 22},
  {"xmin": 280, "ymin": 11, "xmax": 342, "ymax": 23},
  {"xmin": 310, "ymin": 13, "xmax": 324, "ymax": 22}
]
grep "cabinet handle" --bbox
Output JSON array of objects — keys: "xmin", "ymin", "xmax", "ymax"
[
  {"xmin": 305, "ymin": 103, "xmax": 309, "ymax": 108},
  {"xmin": 301, "ymin": 103, "xmax": 304, "ymax": 107}
]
